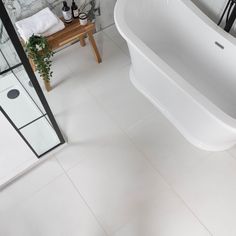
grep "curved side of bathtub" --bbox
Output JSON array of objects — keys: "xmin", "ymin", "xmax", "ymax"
[{"xmin": 114, "ymin": 0, "xmax": 236, "ymax": 151}]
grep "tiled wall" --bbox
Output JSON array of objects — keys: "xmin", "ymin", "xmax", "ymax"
[
  {"xmin": 0, "ymin": 20, "xmax": 20, "ymax": 72},
  {"xmin": 3, "ymin": 0, "xmax": 117, "ymax": 30},
  {"xmin": 99, "ymin": 0, "xmax": 117, "ymax": 29}
]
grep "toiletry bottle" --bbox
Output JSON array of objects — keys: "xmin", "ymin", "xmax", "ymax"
[
  {"xmin": 62, "ymin": 1, "xmax": 72, "ymax": 23},
  {"xmin": 71, "ymin": 0, "xmax": 79, "ymax": 19}
]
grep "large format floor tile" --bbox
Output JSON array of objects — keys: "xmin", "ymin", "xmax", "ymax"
[
  {"xmin": 127, "ymin": 110, "xmax": 236, "ymax": 235},
  {"xmin": 67, "ymin": 140, "xmax": 164, "ymax": 234},
  {"xmin": 0, "ymin": 174, "xmax": 106, "ymax": 236},
  {"xmin": 227, "ymin": 144, "xmax": 236, "ymax": 160},
  {"xmin": 173, "ymin": 151, "xmax": 236, "ymax": 236},
  {"xmin": 127, "ymin": 112, "xmax": 211, "ymax": 185},
  {"xmin": 113, "ymin": 193, "xmax": 211, "ymax": 236},
  {"xmin": 103, "ymin": 25, "xmax": 129, "ymax": 55},
  {"xmin": 55, "ymin": 95, "xmax": 128, "ymax": 171},
  {"xmin": 66, "ymin": 136, "xmax": 162, "ymax": 234},
  {"xmin": 0, "ymin": 158, "xmax": 63, "ymax": 212},
  {"xmin": 87, "ymin": 65, "xmax": 155, "ymax": 130},
  {"xmin": 67, "ymin": 135, "xmax": 211, "ymax": 235}
]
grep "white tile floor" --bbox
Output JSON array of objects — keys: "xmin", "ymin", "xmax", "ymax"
[
  {"xmin": 0, "ymin": 64, "xmax": 60, "ymax": 184},
  {"xmin": 1, "ymin": 25, "xmax": 236, "ymax": 235}
]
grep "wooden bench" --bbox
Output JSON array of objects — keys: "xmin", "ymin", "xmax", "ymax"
[{"xmin": 30, "ymin": 18, "xmax": 102, "ymax": 91}]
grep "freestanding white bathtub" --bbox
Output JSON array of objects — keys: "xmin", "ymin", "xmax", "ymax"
[{"xmin": 114, "ymin": 0, "xmax": 236, "ymax": 151}]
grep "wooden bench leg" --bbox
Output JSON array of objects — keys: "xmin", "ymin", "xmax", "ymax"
[
  {"xmin": 87, "ymin": 31, "xmax": 102, "ymax": 64},
  {"xmin": 44, "ymin": 80, "xmax": 52, "ymax": 92},
  {"xmin": 79, "ymin": 35, "xmax": 86, "ymax": 47},
  {"xmin": 29, "ymin": 58, "xmax": 36, "ymax": 71}
]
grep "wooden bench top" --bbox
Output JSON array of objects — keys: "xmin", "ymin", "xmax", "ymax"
[{"xmin": 47, "ymin": 18, "xmax": 95, "ymax": 49}]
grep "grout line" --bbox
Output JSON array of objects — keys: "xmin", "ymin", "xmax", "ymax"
[
  {"xmin": 85, "ymin": 82, "xmax": 214, "ymax": 236},
  {"xmin": 225, "ymin": 149, "xmax": 236, "ymax": 161},
  {"xmin": 48, "ymin": 28, "xmax": 213, "ymax": 235},
  {"xmin": 123, "ymin": 136, "xmax": 213, "ymax": 235},
  {"xmin": 0, "ymin": 168, "xmax": 65, "ymax": 212},
  {"xmin": 55, "ymin": 158, "xmax": 110, "ymax": 236},
  {"xmin": 111, "ymin": 123, "xmax": 213, "ymax": 234},
  {"xmin": 0, "ymin": 142, "xmax": 67, "ymax": 190},
  {"xmin": 123, "ymin": 111, "xmax": 156, "ymax": 131},
  {"xmin": 101, "ymin": 23, "xmax": 116, "ymax": 31},
  {"xmin": 64, "ymin": 32, "xmax": 214, "ymax": 232},
  {"xmin": 102, "ymin": 26, "xmax": 129, "ymax": 56}
]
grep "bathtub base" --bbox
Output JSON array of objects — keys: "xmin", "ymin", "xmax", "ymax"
[{"xmin": 129, "ymin": 68, "xmax": 235, "ymax": 151}]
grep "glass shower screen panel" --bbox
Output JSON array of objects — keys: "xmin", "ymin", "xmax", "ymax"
[
  {"xmin": 0, "ymin": 22, "xmax": 21, "ymax": 72},
  {"xmin": 0, "ymin": 18, "xmax": 62, "ymax": 157}
]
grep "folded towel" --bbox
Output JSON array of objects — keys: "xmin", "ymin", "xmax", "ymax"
[
  {"xmin": 17, "ymin": 28, "xmax": 28, "ymax": 42},
  {"xmin": 42, "ymin": 18, "xmax": 65, "ymax": 37},
  {"xmin": 16, "ymin": 7, "xmax": 59, "ymax": 41}
]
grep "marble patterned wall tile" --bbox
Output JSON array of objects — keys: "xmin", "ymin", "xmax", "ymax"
[
  {"xmin": 0, "ymin": 54, "xmax": 9, "ymax": 73},
  {"xmin": 0, "ymin": 19, "xmax": 20, "ymax": 73},
  {"xmin": 99, "ymin": 0, "xmax": 116, "ymax": 28},
  {"xmin": 3, "ymin": 0, "xmax": 116, "ymax": 29}
]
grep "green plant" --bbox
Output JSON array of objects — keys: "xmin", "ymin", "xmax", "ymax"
[{"xmin": 26, "ymin": 35, "xmax": 54, "ymax": 82}]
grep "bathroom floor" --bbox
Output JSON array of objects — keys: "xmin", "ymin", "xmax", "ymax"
[{"xmin": 1, "ymin": 25, "xmax": 236, "ymax": 236}]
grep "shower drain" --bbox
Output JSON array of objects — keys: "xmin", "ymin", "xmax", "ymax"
[{"xmin": 7, "ymin": 89, "xmax": 20, "ymax": 99}]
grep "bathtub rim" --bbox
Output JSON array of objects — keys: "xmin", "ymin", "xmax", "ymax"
[{"xmin": 114, "ymin": 0, "xmax": 236, "ymax": 131}]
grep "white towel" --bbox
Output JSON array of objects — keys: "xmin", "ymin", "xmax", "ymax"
[
  {"xmin": 15, "ymin": 7, "xmax": 59, "ymax": 40},
  {"xmin": 42, "ymin": 19, "xmax": 65, "ymax": 37},
  {"xmin": 17, "ymin": 28, "xmax": 29, "ymax": 42},
  {"xmin": 17, "ymin": 20, "xmax": 65, "ymax": 42}
]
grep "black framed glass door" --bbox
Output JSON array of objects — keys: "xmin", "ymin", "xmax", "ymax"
[{"xmin": 0, "ymin": 1, "xmax": 65, "ymax": 158}]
